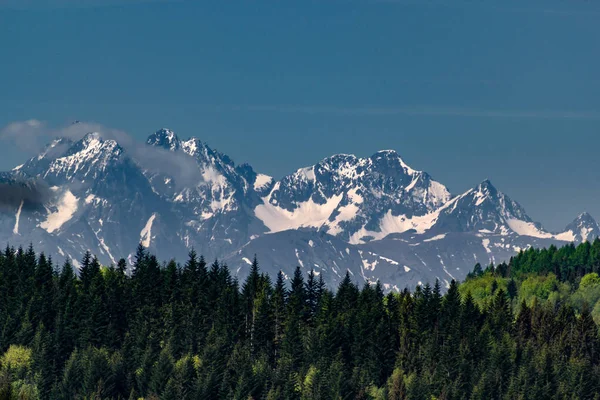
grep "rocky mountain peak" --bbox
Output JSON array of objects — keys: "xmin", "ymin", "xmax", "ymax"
[
  {"xmin": 147, "ymin": 128, "xmax": 181, "ymax": 151},
  {"xmin": 561, "ymin": 212, "xmax": 600, "ymax": 243},
  {"xmin": 3, "ymin": 130, "xmax": 599, "ymax": 293}
]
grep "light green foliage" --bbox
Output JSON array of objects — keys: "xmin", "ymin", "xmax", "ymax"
[
  {"xmin": 580, "ymin": 272, "xmax": 600, "ymax": 289},
  {"xmin": 192, "ymin": 355, "xmax": 202, "ymax": 371},
  {"xmin": 518, "ymin": 273, "xmax": 570, "ymax": 307},
  {"xmin": 301, "ymin": 365, "xmax": 319, "ymax": 399},
  {"xmin": 367, "ymin": 384, "xmax": 386, "ymax": 400},
  {"xmin": 593, "ymin": 302, "xmax": 600, "ymax": 325},
  {"xmin": 0, "ymin": 346, "xmax": 32, "ymax": 374},
  {"xmin": 0, "ymin": 346, "xmax": 38, "ymax": 399},
  {"xmin": 572, "ymin": 272, "xmax": 600, "ymax": 323},
  {"xmin": 387, "ymin": 368, "xmax": 405, "ymax": 399},
  {"xmin": 459, "ymin": 272, "xmax": 508, "ymax": 308},
  {"xmin": 99, "ymin": 265, "xmax": 111, "ymax": 278}
]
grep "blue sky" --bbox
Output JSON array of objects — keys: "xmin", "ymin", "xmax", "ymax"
[{"xmin": 1, "ymin": 0, "xmax": 599, "ymax": 230}]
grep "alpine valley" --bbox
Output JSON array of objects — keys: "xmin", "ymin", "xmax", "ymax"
[{"xmin": 3, "ymin": 129, "xmax": 599, "ymax": 290}]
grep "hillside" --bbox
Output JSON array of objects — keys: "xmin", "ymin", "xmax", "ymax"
[{"xmin": 0, "ymin": 243, "xmax": 598, "ymax": 399}]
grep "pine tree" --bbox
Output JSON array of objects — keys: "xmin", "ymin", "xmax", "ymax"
[
  {"xmin": 507, "ymin": 278, "xmax": 518, "ymax": 299},
  {"xmin": 241, "ymin": 255, "xmax": 261, "ymax": 345},
  {"xmin": 281, "ymin": 267, "xmax": 306, "ymax": 371},
  {"xmin": 305, "ymin": 269, "xmax": 318, "ymax": 327},
  {"xmin": 272, "ymin": 271, "xmax": 287, "ymax": 359},
  {"xmin": 79, "ymin": 251, "xmax": 97, "ymax": 291},
  {"xmin": 32, "ymin": 326, "xmax": 55, "ymax": 400},
  {"xmin": 31, "ymin": 253, "xmax": 55, "ymax": 331},
  {"xmin": 54, "ymin": 259, "xmax": 78, "ymax": 367},
  {"xmin": 150, "ymin": 345, "xmax": 174, "ymax": 397},
  {"xmin": 574, "ymin": 303, "xmax": 600, "ymax": 363}
]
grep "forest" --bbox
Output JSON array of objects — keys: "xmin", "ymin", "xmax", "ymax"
[{"xmin": 0, "ymin": 241, "xmax": 600, "ymax": 399}]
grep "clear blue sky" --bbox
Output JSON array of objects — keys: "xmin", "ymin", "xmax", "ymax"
[{"xmin": 1, "ymin": 0, "xmax": 599, "ymax": 231}]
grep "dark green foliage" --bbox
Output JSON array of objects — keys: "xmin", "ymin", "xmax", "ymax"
[
  {"xmin": 475, "ymin": 238, "xmax": 600, "ymax": 285},
  {"xmin": 0, "ymin": 243, "xmax": 598, "ymax": 399}
]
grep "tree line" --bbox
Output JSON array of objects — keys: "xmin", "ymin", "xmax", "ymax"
[{"xmin": 0, "ymin": 242, "xmax": 599, "ymax": 399}]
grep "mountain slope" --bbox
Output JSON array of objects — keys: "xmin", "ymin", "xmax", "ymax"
[
  {"xmin": 1, "ymin": 128, "xmax": 597, "ymax": 291},
  {"xmin": 255, "ymin": 150, "xmax": 451, "ymax": 243},
  {"xmin": 9, "ymin": 132, "xmax": 186, "ymax": 266},
  {"xmin": 556, "ymin": 212, "xmax": 600, "ymax": 243}
]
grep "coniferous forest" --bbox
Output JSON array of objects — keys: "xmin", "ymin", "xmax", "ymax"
[{"xmin": 1, "ymin": 241, "xmax": 600, "ymax": 400}]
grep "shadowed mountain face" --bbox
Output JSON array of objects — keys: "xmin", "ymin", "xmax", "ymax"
[{"xmin": 1, "ymin": 129, "xmax": 596, "ymax": 290}]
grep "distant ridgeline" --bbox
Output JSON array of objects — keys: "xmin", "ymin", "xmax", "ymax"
[{"xmin": 0, "ymin": 242, "xmax": 599, "ymax": 399}]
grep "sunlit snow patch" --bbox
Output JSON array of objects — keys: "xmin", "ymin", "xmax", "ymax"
[
  {"xmin": 13, "ymin": 200, "xmax": 24, "ymax": 235},
  {"xmin": 255, "ymin": 193, "xmax": 343, "ymax": 233},
  {"xmin": 40, "ymin": 189, "xmax": 78, "ymax": 233},
  {"xmin": 349, "ymin": 209, "xmax": 440, "ymax": 244},
  {"xmin": 481, "ymin": 238, "xmax": 491, "ymax": 253},
  {"xmin": 423, "ymin": 234, "xmax": 446, "ymax": 242},
  {"xmin": 254, "ymin": 174, "xmax": 273, "ymax": 190},
  {"xmin": 140, "ymin": 213, "xmax": 157, "ymax": 247},
  {"xmin": 506, "ymin": 218, "xmax": 554, "ymax": 239},
  {"xmin": 554, "ymin": 231, "xmax": 576, "ymax": 242}
]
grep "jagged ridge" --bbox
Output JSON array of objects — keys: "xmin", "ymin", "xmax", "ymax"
[{"xmin": 0, "ymin": 128, "xmax": 597, "ymax": 291}]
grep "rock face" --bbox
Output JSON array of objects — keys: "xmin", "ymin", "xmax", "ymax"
[{"xmin": 1, "ymin": 129, "xmax": 596, "ymax": 290}]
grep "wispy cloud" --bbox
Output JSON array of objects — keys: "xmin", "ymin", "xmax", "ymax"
[
  {"xmin": 0, "ymin": 120, "xmax": 202, "ymax": 188},
  {"xmin": 225, "ymin": 105, "xmax": 600, "ymax": 120},
  {"xmin": 0, "ymin": 119, "xmax": 127, "ymax": 153}
]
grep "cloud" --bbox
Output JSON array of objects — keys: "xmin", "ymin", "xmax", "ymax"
[
  {"xmin": 0, "ymin": 120, "xmax": 203, "ymax": 189},
  {"xmin": 230, "ymin": 105, "xmax": 600, "ymax": 120},
  {"xmin": 0, "ymin": 180, "xmax": 52, "ymax": 212},
  {"xmin": 0, "ymin": 120, "xmax": 47, "ymax": 152},
  {"xmin": 0, "ymin": 119, "xmax": 117, "ymax": 153},
  {"xmin": 128, "ymin": 139, "xmax": 203, "ymax": 190}
]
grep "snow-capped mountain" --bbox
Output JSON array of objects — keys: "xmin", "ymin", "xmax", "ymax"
[
  {"xmin": 429, "ymin": 179, "xmax": 552, "ymax": 237},
  {"xmin": 0, "ymin": 128, "xmax": 597, "ymax": 290},
  {"xmin": 255, "ymin": 150, "xmax": 451, "ymax": 243},
  {"xmin": 558, "ymin": 212, "xmax": 600, "ymax": 243},
  {"xmin": 143, "ymin": 129, "xmax": 267, "ymax": 259},
  {"xmin": 9, "ymin": 132, "xmax": 186, "ymax": 267}
]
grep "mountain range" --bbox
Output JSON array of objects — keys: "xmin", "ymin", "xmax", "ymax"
[{"xmin": 2, "ymin": 128, "xmax": 598, "ymax": 290}]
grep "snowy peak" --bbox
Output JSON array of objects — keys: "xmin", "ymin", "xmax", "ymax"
[
  {"xmin": 16, "ymin": 137, "xmax": 75, "ymax": 178},
  {"xmin": 431, "ymin": 179, "xmax": 552, "ymax": 238},
  {"xmin": 470, "ymin": 179, "xmax": 500, "ymax": 202},
  {"xmin": 147, "ymin": 128, "xmax": 181, "ymax": 151},
  {"xmin": 255, "ymin": 150, "xmax": 452, "ymax": 242},
  {"xmin": 473, "ymin": 179, "xmax": 497, "ymax": 201},
  {"xmin": 558, "ymin": 212, "xmax": 600, "ymax": 243},
  {"xmin": 370, "ymin": 149, "xmax": 417, "ymax": 176},
  {"xmin": 571, "ymin": 212, "xmax": 598, "ymax": 227},
  {"xmin": 70, "ymin": 132, "xmax": 121, "ymax": 155},
  {"xmin": 469, "ymin": 179, "xmax": 529, "ymax": 220},
  {"xmin": 273, "ymin": 150, "xmax": 450, "ymax": 210},
  {"xmin": 38, "ymin": 137, "xmax": 74, "ymax": 161},
  {"xmin": 142, "ymin": 129, "xmax": 270, "ymax": 248},
  {"xmin": 43, "ymin": 132, "xmax": 125, "ymax": 182},
  {"xmin": 145, "ymin": 130, "xmax": 234, "ymax": 173},
  {"xmin": 5, "ymin": 129, "xmax": 600, "ymax": 293}
]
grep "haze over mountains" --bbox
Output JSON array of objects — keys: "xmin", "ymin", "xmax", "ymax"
[{"xmin": 2, "ymin": 128, "xmax": 598, "ymax": 290}]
